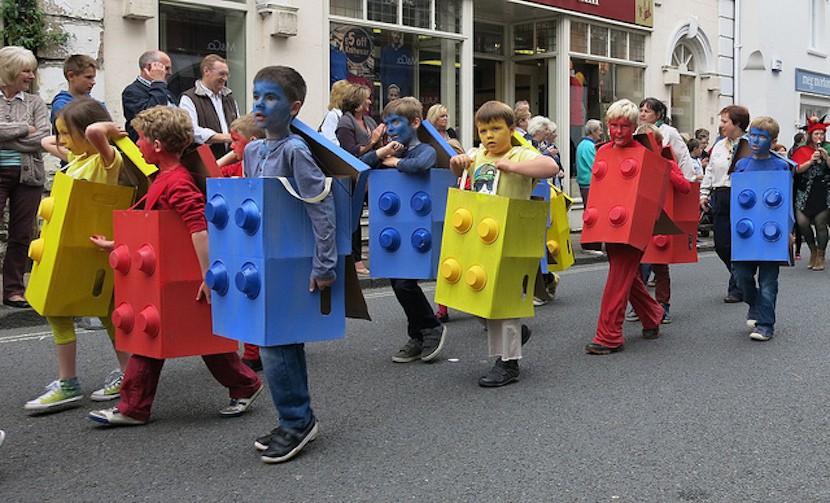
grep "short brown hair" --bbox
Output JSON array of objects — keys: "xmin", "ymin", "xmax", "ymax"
[
  {"xmin": 635, "ymin": 123, "xmax": 663, "ymax": 144},
  {"xmin": 381, "ymin": 97, "xmax": 422, "ymax": 123},
  {"xmin": 720, "ymin": 105, "xmax": 750, "ymax": 131},
  {"xmin": 57, "ymin": 97, "xmax": 111, "ymax": 141},
  {"xmin": 229, "ymin": 113, "xmax": 265, "ymax": 139},
  {"xmin": 341, "ymin": 84, "xmax": 370, "ymax": 115},
  {"xmin": 475, "ymin": 100, "xmax": 514, "ymax": 128},
  {"xmin": 253, "ymin": 65, "xmax": 307, "ymax": 104},
  {"xmin": 63, "ymin": 54, "xmax": 98, "ymax": 79},
  {"xmin": 748, "ymin": 116, "xmax": 779, "ymax": 140},
  {"xmin": 131, "ymin": 106, "xmax": 193, "ymax": 155},
  {"xmin": 200, "ymin": 54, "xmax": 226, "ymax": 74}
]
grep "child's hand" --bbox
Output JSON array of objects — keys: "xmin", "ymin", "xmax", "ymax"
[
  {"xmin": 449, "ymin": 154, "xmax": 471, "ymax": 173},
  {"xmin": 196, "ymin": 281, "xmax": 211, "ymax": 304},
  {"xmin": 375, "ymin": 141, "xmax": 403, "ymax": 160},
  {"xmin": 495, "ymin": 158, "xmax": 515, "ymax": 173},
  {"xmin": 89, "ymin": 234, "xmax": 115, "ymax": 251},
  {"xmin": 309, "ymin": 277, "xmax": 335, "ymax": 292}
]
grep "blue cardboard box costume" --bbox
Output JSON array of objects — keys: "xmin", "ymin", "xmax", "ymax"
[{"xmin": 731, "ymin": 170, "xmax": 794, "ymax": 263}]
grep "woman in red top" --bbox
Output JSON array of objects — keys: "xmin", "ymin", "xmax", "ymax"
[{"xmin": 790, "ymin": 116, "xmax": 830, "ymax": 271}]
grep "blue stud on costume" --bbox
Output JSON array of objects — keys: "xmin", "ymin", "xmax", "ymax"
[{"xmin": 731, "ymin": 170, "xmax": 793, "ymax": 263}]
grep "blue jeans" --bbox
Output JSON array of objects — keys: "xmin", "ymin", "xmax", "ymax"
[
  {"xmin": 260, "ymin": 343, "xmax": 313, "ymax": 431},
  {"xmin": 732, "ymin": 261, "xmax": 779, "ymax": 330}
]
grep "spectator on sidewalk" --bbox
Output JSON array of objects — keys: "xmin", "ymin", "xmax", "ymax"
[
  {"xmin": 180, "ymin": 54, "xmax": 240, "ymax": 158},
  {"xmin": 122, "ymin": 50, "xmax": 177, "ymax": 142}
]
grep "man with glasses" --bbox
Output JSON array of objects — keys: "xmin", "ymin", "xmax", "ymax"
[
  {"xmin": 122, "ymin": 50, "xmax": 177, "ymax": 142},
  {"xmin": 179, "ymin": 54, "xmax": 239, "ymax": 158}
]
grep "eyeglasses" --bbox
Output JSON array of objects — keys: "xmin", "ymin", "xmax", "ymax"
[{"xmin": 209, "ymin": 68, "xmax": 229, "ymax": 78}]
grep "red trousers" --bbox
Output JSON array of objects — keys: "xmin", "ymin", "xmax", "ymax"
[
  {"xmin": 117, "ymin": 352, "xmax": 261, "ymax": 422},
  {"xmin": 593, "ymin": 243, "xmax": 663, "ymax": 348},
  {"xmin": 651, "ymin": 263, "xmax": 670, "ymax": 305}
]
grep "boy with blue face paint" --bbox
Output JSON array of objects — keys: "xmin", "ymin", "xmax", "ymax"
[
  {"xmin": 360, "ymin": 97, "xmax": 447, "ymax": 363},
  {"xmin": 243, "ymin": 66, "xmax": 336, "ymax": 463},
  {"xmin": 732, "ymin": 116, "xmax": 792, "ymax": 341}
]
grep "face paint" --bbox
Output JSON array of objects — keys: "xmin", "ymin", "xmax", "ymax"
[
  {"xmin": 384, "ymin": 114, "xmax": 417, "ymax": 146},
  {"xmin": 748, "ymin": 127, "xmax": 773, "ymax": 156},
  {"xmin": 476, "ymin": 119, "xmax": 513, "ymax": 157},
  {"xmin": 608, "ymin": 117, "xmax": 635, "ymax": 147},
  {"xmin": 136, "ymin": 131, "xmax": 157, "ymax": 164},
  {"xmin": 252, "ymin": 80, "xmax": 296, "ymax": 136},
  {"xmin": 230, "ymin": 131, "xmax": 249, "ymax": 158}
]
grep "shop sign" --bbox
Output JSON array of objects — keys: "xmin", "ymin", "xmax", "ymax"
[
  {"xmin": 525, "ymin": 0, "xmax": 653, "ymax": 27},
  {"xmin": 342, "ymin": 26, "xmax": 373, "ymax": 64},
  {"xmin": 795, "ymin": 68, "xmax": 830, "ymax": 97}
]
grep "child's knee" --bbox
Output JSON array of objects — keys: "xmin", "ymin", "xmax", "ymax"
[{"xmin": 47, "ymin": 316, "xmax": 77, "ymax": 345}]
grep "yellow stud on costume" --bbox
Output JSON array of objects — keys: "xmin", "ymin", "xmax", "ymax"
[
  {"xmin": 25, "ymin": 171, "xmax": 134, "ymax": 316},
  {"xmin": 546, "ymin": 185, "xmax": 575, "ymax": 272}
]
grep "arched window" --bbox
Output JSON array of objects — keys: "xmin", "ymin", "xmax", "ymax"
[{"xmin": 670, "ymin": 42, "xmax": 697, "ymax": 134}]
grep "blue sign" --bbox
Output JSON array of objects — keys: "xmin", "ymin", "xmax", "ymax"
[
  {"xmin": 795, "ymin": 68, "xmax": 830, "ymax": 96},
  {"xmin": 342, "ymin": 27, "xmax": 372, "ymax": 64}
]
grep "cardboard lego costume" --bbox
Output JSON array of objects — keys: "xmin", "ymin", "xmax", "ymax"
[
  {"xmin": 581, "ymin": 132, "xmax": 672, "ymax": 251},
  {"xmin": 731, "ymin": 170, "xmax": 793, "ymax": 263},
  {"xmin": 25, "ymin": 171, "xmax": 135, "ymax": 316},
  {"xmin": 205, "ymin": 119, "xmax": 370, "ymax": 347},
  {"xmin": 368, "ymin": 121, "xmax": 458, "ymax": 279},
  {"xmin": 545, "ymin": 184, "xmax": 575, "ymax": 272},
  {"xmin": 434, "ymin": 169, "xmax": 549, "ymax": 320}
]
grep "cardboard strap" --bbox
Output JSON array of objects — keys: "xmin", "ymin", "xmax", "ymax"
[{"xmin": 275, "ymin": 176, "xmax": 332, "ymax": 203}]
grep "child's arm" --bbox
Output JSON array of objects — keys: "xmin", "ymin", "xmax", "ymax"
[
  {"xmin": 384, "ymin": 144, "xmax": 436, "ymax": 173},
  {"xmin": 496, "ymin": 154, "xmax": 558, "ymax": 179},
  {"xmin": 191, "ymin": 230, "xmax": 211, "ymax": 303},
  {"xmin": 668, "ymin": 160, "xmax": 691, "ymax": 194},
  {"xmin": 360, "ymin": 141, "xmax": 402, "ymax": 168},
  {"xmin": 86, "ymin": 122, "xmax": 126, "ymax": 166},
  {"xmin": 41, "ymin": 135, "xmax": 68, "ymax": 162},
  {"xmin": 216, "ymin": 150, "xmax": 238, "ymax": 168},
  {"xmin": 89, "ymin": 234, "xmax": 115, "ymax": 251}
]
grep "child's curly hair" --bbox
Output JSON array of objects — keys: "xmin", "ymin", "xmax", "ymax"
[{"xmin": 131, "ymin": 105, "xmax": 193, "ymax": 154}]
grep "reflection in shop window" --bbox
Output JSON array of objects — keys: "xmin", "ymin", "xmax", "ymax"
[
  {"xmin": 514, "ymin": 23, "xmax": 534, "ymax": 56},
  {"xmin": 630, "ymin": 33, "xmax": 645, "ymax": 62},
  {"xmin": 474, "ymin": 22, "xmax": 504, "ymax": 55},
  {"xmin": 331, "ymin": 0, "xmax": 363, "ymax": 18},
  {"xmin": 610, "ymin": 29, "xmax": 627, "ymax": 59},
  {"xmin": 571, "ymin": 22, "xmax": 588, "ymax": 53},
  {"xmin": 590, "ymin": 26, "xmax": 608, "ymax": 57},
  {"xmin": 403, "ymin": 0, "xmax": 430, "ymax": 29},
  {"xmin": 536, "ymin": 21, "xmax": 556, "ymax": 54},
  {"xmin": 369, "ymin": 0, "xmax": 398, "ymax": 24},
  {"xmin": 435, "ymin": 0, "xmax": 461, "ymax": 33}
]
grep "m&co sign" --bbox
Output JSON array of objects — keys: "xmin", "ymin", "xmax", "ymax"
[{"xmin": 526, "ymin": 0, "xmax": 653, "ymax": 27}]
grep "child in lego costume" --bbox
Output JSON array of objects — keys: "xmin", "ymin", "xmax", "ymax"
[
  {"xmin": 26, "ymin": 98, "xmax": 130, "ymax": 411},
  {"xmin": 583, "ymin": 99, "xmax": 668, "ymax": 355},
  {"xmin": 732, "ymin": 116, "xmax": 793, "ymax": 341},
  {"xmin": 449, "ymin": 100, "xmax": 558, "ymax": 386},
  {"xmin": 360, "ymin": 97, "xmax": 447, "ymax": 364},
  {"xmin": 87, "ymin": 106, "xmax": 262, "ymax": 426}
]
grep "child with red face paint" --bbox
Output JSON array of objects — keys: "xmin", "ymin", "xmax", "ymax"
[
  {"xmin": 584, "ymin": 99, "xmax": 666, "ymax": 355},
  {"xmin": 216, "ymin": 113, "xmax": 265, "ymax": 178}
]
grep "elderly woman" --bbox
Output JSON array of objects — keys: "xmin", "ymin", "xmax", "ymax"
[
  {"xmin": 426, "ymin": 103, "xmax": 463, "ymax": 154},
  {"xmin": 527, "ymin": 115, "xmax": 564, "ymax": 189},
  {"xmin": 0, "ymin": 46, "xmax": 48, "ymax": 308}
]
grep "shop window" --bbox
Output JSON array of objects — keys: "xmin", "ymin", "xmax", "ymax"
[
  {"xmin": 403, "ymin": 0, "xmax": 430, "ymax": 29},
  {"xmin": 571, "ymin": 22, "xmax": 588, "ymax": 54},
  {"xmin": 536, "ymin": 21, "xmax": 556, "ymax": 54},
  {"xmin": 333, "ymin": 0, "xmax": 461, "ymax": 33},
  {"xmin": 331, "ymin": 0, "xmax": 363, "ymax": 18},
  {"xmin": 590, "ymin": 26, "xmax": 608, "ymax": 57},
  {"xmin": 368, "ymin": 0, "xmax": 398, "ymax": 24},
  {"xmin": 610, "ymin": 29, "xmax": 627, "ymax": 59},
  {"xmin": 630, "ymin": 33, "xmax": 645, "ymax": 62},
  {"xmin": 514, "ymin": 23, "xmax": 534, "ymax": 56},
  {"xmin": 474, "ymin": 22, "xmax": 504, "ymax": 55},
  {"xmin": 436, "ymin": 0, "xmax": 461, "ymax": 33},
  {"xmin": 159, "ymin": 2, "xmax": 246, "ymax": 109}
]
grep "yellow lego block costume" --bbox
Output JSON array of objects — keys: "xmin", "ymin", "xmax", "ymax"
[
  {"xmin": 25, "ymin": 171, "xmax": 134, "ymax": 316},
  {"xmin": 434, "ymin": 185, "xmax": 548, "ymax": 319},
  {"xmin": 546, "ymin": 185, "xmax": 575, "ymax": 272}
]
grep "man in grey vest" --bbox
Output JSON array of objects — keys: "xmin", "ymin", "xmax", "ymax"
[{"xmin": 179, "ymin": 54, "xmax": 239, "ymax": 158}]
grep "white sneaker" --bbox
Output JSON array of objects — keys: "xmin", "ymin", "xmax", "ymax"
[
  {"xmin": 219, "ymin": 385, "xmax": 264, "ymax": 418},
  {"xmin": 90, "ymin": 369, "xmax": 123, "ymax": 402},
  {"xmin": 88, "ymin": 406, "xmax": 147, "ymax": 426},
  {"xmin": 532, "ymin": 296, "xmax": 548, "ymax": 307},
  {"xmin": 0, "ymin": 429, "xmax": 5, "ymax": 449},
  {"xmin": 746, "ymin": 319, "xmax": 757, "ymax": 328},
  {"xmin": 24, "ymin": 380, "xmax": 83, "ymax": 411}
]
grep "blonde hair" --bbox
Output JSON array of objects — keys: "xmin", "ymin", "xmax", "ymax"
[
  {"xmin": 229, "ymin": 113, "xmax": 265, "ymax": 139},
  {"xmin": 328, "ymin": 80, "xmax": 352, "ymax": 111},
  {"xmin": 0, "ymin": 46, "xmax": 37, "ymax": 88},
  {"xmin": 749, "ymin": 116, "xmax": 780, "ymax": 140},
  {"xmin": 131, "ymin": 106, "xmax": 193, "ymax": 154},
  {"xmin": 426, "ymin": 103, "xmax": 448, "ymax": 125},
  {"xmin": 606, "ymin": 99, "xmax": 639, "ymax": 125},
  {"xmin": 381, "ymin": 96, "xmax": 423, "ymax": 122},
  {"xmin": 635, "ymin": 123, "xmax": 663, "ymax": 144}
]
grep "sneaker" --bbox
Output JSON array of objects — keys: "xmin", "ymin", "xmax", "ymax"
[
  {"xmin": 261, "ymin": 418, "xmax": 319, "ymax": 464},
  {"xmin": 254, "ymin": 428, "xmax": 279, "ymax": 452},
  {"xmin": 746, "ymin": 307, "xmax": 758, "ymax": 328},
  {"xmin": 76, "ymin": 317, "xmax": 104, "ymax": 330},
  {"xmin": 521, "ymin": 325, "xmax": 531, "ymax": 345},
  {"xmin": 660, "ymin": 303, "xmax": 672, "ymax": 325},
  {"xmin": 242, "ymin": 358, "xmax": 263, "ymax": 372},
  {"xmin": 24, "ymin": 379, "xmax": 83, "ymax": 411},
  {"xmin": 532, "ymin": 296, "xmax": 548, "ymax": 306},
  {"xmin": 585, "ymin": 342, "xmax": 625, "ymax": 355},
  {"xmin": 625, "ymin": 308, "xmax": 639, "ymax": 322},
  {"xmin": 546, "ymin": 274, "xmax": 559, "ymax": 300},
  {"xmin": 90, "ymin": 369, "xmax": 123, "ymax": 402},
  {"xmin": 219, "ymin": 385, "xmax": 263, "ymax": 418},
  {"xmin": 420, "ymin": 326, "xmax": 447, "ymax": 362},
  {"xmin": 392, "ymin": 338, "xmax": 422, "ymax": 363},
  {"xmin": 88, "ymin": 406, "xmax": 147, "ymax": 426},
  {"xmin": 750, "ymin": 325, "xmax": 773, "ymax": 341},
  {"xmin": 0, "ymin": 429, "xmax": 5, "ymax": 450},
  {"xmin": 642, "ymin": 327, "xmax": 660, "ymax": 340},
  {"xmin": 478, "ymin": 359, "xmax": 520, "ymax": 387},
  {"xmin": 746, "ymin": 319, "xmax": 757, "ymax": 328}
]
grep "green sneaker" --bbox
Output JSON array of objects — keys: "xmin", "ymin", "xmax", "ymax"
[
  {"xmin": 90, "ymin": 369, "xmax": 123, "ymax": 402},
  {"xmin": 24, "ymin": 379, "xmax": 83, "ymax": 411}
]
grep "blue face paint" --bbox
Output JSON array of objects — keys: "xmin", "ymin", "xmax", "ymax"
[
  {"xmin": 252, "ymin": 80, "xmax": 295, "ymax": 136},
  {"xmin": 749, "ymin": 127, "xmax": 773, "ymax": 157},
  {"xmin": 383, "ymin": 114, "xmax": 417, "ymax": 147}
]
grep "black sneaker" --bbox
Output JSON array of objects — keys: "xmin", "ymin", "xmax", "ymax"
[
  {"xmin": 478, "ymin": 359, "xmax": 520, "ymax": 387},
  {"xmin": 660, "ymin": 303, "xmax": 672, "ymax": 324},
  {"xmin": 642, "ymin": 327, "xmax": 660, "ymax": 339},
  {"xmin": 392, "ymin": 338, "xmax": 422, "ymax": 363},
  {"xmin": 254, "ymin": 427, "xmax": 279, "ymax": 452},
  {"xmin": 419, "ymin": 326, "xmax": 447, "ymax": 362},
  {"xmin": 261, "ymin": 418, "xmax": 319, "ymax": 464}
]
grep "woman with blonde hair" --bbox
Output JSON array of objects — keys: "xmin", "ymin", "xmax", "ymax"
[
  {"xmin": 426, "ymin": 103, "xmax": 462, "ymax": 154},
  {"xmin": 319, "ymin": 80, "xmax": 353, "ymax": 146}
]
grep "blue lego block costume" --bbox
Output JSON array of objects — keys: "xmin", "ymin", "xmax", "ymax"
[
  {"xmin": 532, "ymin": 178, "xmax": 552, "ymax": 270},
  {"xmin": 731, "ymin": 170, "xmax": 793, "ymax": 263}
]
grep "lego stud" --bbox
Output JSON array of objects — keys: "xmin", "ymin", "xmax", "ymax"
[
  {"xmin": 410, "ymin": 228, "xmax": 432, "ymax": 252},
  {"xmin": 451, "ymin": 208, "xmax": 473, "ymax": 234},
  {"xmin": 134, "ymin": 244, "xmax": 156, "ymax": 276},
  {"xmin": 205, "ymin": 195, "xmax": 229, "ymax": 229},
  {"xmin": 465, "ymin": 265, "xmax": 487, "ymax": 291},
  {"xmin": 235, "ymin": 199, "xmax": 261, "ymax": 235},
  {"xmin": 440, "ymin": 258, "xmax": 462, "ymax": 283},
  {"xmin": 136, "ymin": 305, "xmax": 161, "ymax": 338},
  {"xmin": 763, "ymin": 189, "xmax": 783, "ymax": 209},
  {"xmin": 410, "ymin": 192, "xmax": 432, "ymax": 216},
  {"xmin": 235, "ymin": 262, "xmax": 261, "ymax": 299},
  {"xmin": 762, "ymin": 222, "xmax": 782, "ymax": 242},
  {"xmin": 205, "ymin": 261, "xmax": 229, "ymax": 295},
  {"xmin": 109, "ymin": 244, "xmax": 131, "ymax": 274},
  {"xmin": 378, "ymin": 192, "xmax": 400, "ymax": 215},
  {"xmin": 546, "ymin": 240, "xmax": 560, "ymax": 257},
  {"xmin": 619, "ymin": 159, "xmax": 639, "ymax": 178},
  {"xmin": 111, "ymin": 303, "xmax": 135, "ymax": 333},
  {"xmin": 379, "ymin": 228, "xmax": 401, "ymax": 251},
  {"xmin": 38, "ymin": 197, "xmax": 55, "ymax": 222},
  {"xmin": 737, "ymin": 189, "xmax": 756, "ymax": 209},
  {"xmin": 735, "ymin": 218, "xmax": 754, "ymax": 238},
  {"xmin": 28, "ymin": 238, "xmax": 44, "ymax": 262},
  {"xmin": 608, "ymin": 205, "xmax": 629, "ymax": 227},
  {"xmin": 478, "ymin": 217, "xmax": 499, "ymax": 244},
  {"xmin": 653, "ymin": 235, "xmax": 670, "ymax": 249},
  {"xmin": 582, "ymin": 207, "xmax": 599, "ymax": 227},
  {"xmin": 592, "ymin": 160, "xmax": 608, "ymax": 179}
]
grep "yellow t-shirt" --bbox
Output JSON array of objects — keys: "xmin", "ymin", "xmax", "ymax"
[
  {"xmin": 65, "ymin": 149, "xmax": 123, "ymax": 185},
  {"xmin": 466, "ymin": 146, "xmax": 539, "ymax": 200}
]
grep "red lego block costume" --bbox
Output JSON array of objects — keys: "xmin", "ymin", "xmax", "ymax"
[{"xmin": 111, "ymin": 209, "xmax": 237, "ymax": 359}]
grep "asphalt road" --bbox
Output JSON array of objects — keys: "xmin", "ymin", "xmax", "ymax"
[{"xmin": 2, "ymin": 251, "xmax": 830, "ymax": 502}]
